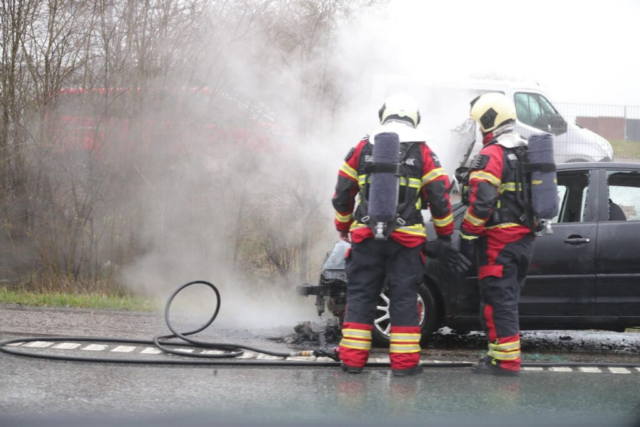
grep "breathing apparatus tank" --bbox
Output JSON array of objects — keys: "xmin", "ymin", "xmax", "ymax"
[
  {"xmin": 526, "ymin": 133, "xmax": 559, "ymax": 235},
  {"xmin": 367, "ymin": 132, "xmax": 400, "ymax": 240}
]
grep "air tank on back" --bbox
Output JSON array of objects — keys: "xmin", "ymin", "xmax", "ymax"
[
  {"xmin": 528, "ymin": 133, "xmax": 559, "ymax": 234},
  {"xmin": 368, "ymin": 132, "xmax": 400, "ymax": 239}
]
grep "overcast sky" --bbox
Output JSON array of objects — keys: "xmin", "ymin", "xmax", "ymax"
[{"xmin": 345, "ymin": 0, "xmax": 640, "ymax": 106}]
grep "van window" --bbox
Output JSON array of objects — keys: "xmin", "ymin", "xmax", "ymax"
[{"xmin": 514, "ymin": 92, "xmax": 560, "ymax": 132}]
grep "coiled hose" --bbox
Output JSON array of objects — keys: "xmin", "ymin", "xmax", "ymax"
[{"xmin": 1, "ymin": 280, "xmax": 640, "ymax": 369}]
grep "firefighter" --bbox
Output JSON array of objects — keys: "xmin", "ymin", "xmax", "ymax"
[
  {"xmin": 332, "ymin": 93, "xmax": 458, "ymax": 376},
  {"xmin": 459, "ymin": 92, "xmax": 535, "ymax": 376}
]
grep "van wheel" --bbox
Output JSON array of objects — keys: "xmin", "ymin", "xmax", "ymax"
[{"xmin": 371, "ymin": 283, "xmax": 439, "ymax": 347}]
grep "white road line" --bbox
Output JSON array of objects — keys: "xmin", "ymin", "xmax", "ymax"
[
  {"xmin": 141, "ymin": 347, "xmax": 162, "ymax": 354},
  {"xmin": 549, "ymin": 367, "xmax": 573, "ymax": 372},
  {"xmin": 237, "ymin": 351, "xmax": 257, "ymax": 359},
  {"xmin": 373, "ymin": 357, "xmax": 391, "ymax": 363},
  {"xmin": 52, "ymin": 343, "xmax": 81, "ymax": 350},
  {"xmin": 287, "ymin": 356, "xmax": 317, "ymax": 362},
  {"xmin": 111, "ymin": 346, "xmax": 136, "ymax": 353},
  {"xmin": 523, "ymin": 367, "xmax": 544, "ymax": 371},
  {"xmin": 578, "ymin": 367, "xmax": 602, "ymax": 373},
  {"xmin": 609, "ymin": 367, "xmax": 631, "ymax": 374},
  {"xmin": 174, "ymin": 348, "xmax": 194, "ymax": 353},
  {"xmin": 636, "ymin": 368, "xmax": 640, "ymax": 373},
  {"xmin": 256, "ymin": 354, "xmax": 284, "ymax": 360},
  {"xmin": 6, "ymin": 342, "xmax": 24, "ymax": 347},
  {"xmin": 315, "ymin": 357, "xmax": 336, "ymax": 363},
  {"xmin": 23, "ymin": 341, "xmax": 53, "ymax": 348},
  {"xmin": 81, "ymin": 344, "xmax": 108, "ymax": 351}
]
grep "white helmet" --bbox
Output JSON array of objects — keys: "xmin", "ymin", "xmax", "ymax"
[
  {"xmin": 470, "ymin": 92, "xmax": 517, "ymax": 133},
  {"xmin": 378, "ymin": 93, "xmax": 421, "ymax": 128}
]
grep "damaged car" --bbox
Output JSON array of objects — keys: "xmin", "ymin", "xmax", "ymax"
[{"xmin": 298, "ymin": 162, "xmax": 640, "ymax": 345}]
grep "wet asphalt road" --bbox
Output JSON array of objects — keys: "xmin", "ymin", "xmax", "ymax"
[{"xmin": 1, "ymin": 305, "xmax": 640, "ymax": 425}]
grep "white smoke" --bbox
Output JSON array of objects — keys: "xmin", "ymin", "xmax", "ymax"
[{"xmin": 119, "ymin": 0, "xmax": 639, "ymax": 329}]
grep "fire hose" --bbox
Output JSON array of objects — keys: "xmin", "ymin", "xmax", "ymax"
[{"xmin": 1, "ymin": 280, "xmax": 640, "ymax": 369}]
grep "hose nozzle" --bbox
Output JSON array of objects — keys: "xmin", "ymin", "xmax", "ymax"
[{"xmin": 313, "ymin": 348, "xmax": 339, "ymax": 361}]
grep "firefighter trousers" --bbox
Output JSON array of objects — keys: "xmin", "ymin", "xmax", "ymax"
[
  {"xmin": 477, "ymin": 233, "xmax": 534, "ymax": 371},
  {"xmin": 339, "ymin": 238, "xmax": 423, "ymax": 371}
]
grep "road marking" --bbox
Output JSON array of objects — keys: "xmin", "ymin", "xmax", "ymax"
[
  {"xmin": 549, "ymin": 367, "xmax": 573, "ymax": 372},
  {"xmin": 141, "ymin": 347, "xmax": 162, "ymax": 354},
  {"xmin": 174, "ymin": 348, "xmax": 194, "ymax": 353},
  {"xmin": 523, "ymin": 367, "xmax": 544, "ymax": 371},
  {"xmin": 237, "ymin": 351, "xmax": 257, "ymax": 359},
  {"xmin": 374, "ymin": 357, "xmax": 391, "ymax": 363},
  {"xmin": 287, "ymin": 356, "xmax": 317, "ymax": 361},
  {"xmin": 256, "ymin": 354, "xmax": 284, "ymax": 360},
  {"xmin": 315, "ymin": 357, "xmax": 336, "ymax": 362},
  {"xmin": 52, "ymin": 343, "xmax": 81, "ymax": 350},
  {"xmin": 23, "ymin": 341, "xmax": 53, "ymax": 348},
  {"xmin": 200, "ymin": 350, "xmax": 226, "ymax": 355},
  {"xmin": 578, "ymin": 367, "xmax": 602, "ymax": 373},
  {"xmin": 111, "ymin": 346, "xmax": 136, "ymax": 353},
  {"xmin": 81, "ymin": 344, "xmax": 108, "ymax": 351},
  {"xmin": 7, "ymin": 342, "xmax": 24, "ymax": 347},
  {"xmin": 636, "ymin": 368, "xmax": 640, "ymax": 373},
  {"xmin": 609, "ymin": 367, "xmax": 631, "ymax": 374}
]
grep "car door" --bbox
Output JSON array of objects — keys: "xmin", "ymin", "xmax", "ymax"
[
  {"xmin": 520, "ymin": 168, "xmax": 597, "ymax": 316},
  {"xmin": 595, "ymin": 168, "xmax": 640, "ymax": 316}
]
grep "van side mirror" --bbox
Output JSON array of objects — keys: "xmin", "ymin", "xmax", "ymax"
[
  {"xmin": 534, "ymin": 113, "xmax": 568, "ymax": 135},
  {"xmin": 548, "ymin": 114, "xmax": 568, "ymax": 135}
]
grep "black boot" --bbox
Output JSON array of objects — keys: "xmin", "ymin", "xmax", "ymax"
[
  {"xmin": 471, "ymin": 356, "xmax": 519, "ymax": 377},
  {"xmin": 392, "ymin": 364, "xmax": 423, "ymax": 377},
  {"xmin": 341, "ymin": 362, "xmax": 363, "ymax": 374}
]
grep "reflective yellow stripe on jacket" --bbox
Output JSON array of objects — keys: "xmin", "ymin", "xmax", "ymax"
[
  {"xmin": 469, "ymin": 170, "xmax": 501, "ymax": 188},
  {"xmin": 432, "ymin": 213, "xmax": 454, "ymax": 228},
  {"xmin": 335, "ymin": 211, "xmax": 352, "ymax": 223},
  {"xmin": 463, "ymin": 210, "xmax": 485, "ymax": 227},
  {"xmin": 421, "ymin": 167, "xmax": 446, "ymax": 186},
  {"xmin": 340, "ymin": 163, "xmax": 358, "ymax": 181}
]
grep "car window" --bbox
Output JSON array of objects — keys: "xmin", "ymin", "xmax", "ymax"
[
  {"xmin": 606, "ymin": 170, "xmax": 640, "ymax": 221},
  {"xmin": 555, "ymin": 171, "xmax": 591, "ymax": 223},
  {"xmin": 514, "ymin": 92, "xmax": 560, "ymax": 132},
  {"xmin": 550, "ymin": 185, "xmax": 567, "ymax": 223}
]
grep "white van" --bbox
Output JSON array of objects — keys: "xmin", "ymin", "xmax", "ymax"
[{"xmin": 372, "ymin": 76, "xmax": 613, "ymax": 174}]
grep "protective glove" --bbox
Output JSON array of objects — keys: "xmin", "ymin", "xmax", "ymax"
[
  {"xmin": 458, "ymin": 238, "xmax": 477, "ymax": 268},
  {"xmin": 424, "ymin": 236, "xmax": 472, "ymax": 273}
]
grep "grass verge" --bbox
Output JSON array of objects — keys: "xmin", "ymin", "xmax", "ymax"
[
  {"xmin": 609, "ymin": 139, "xmax": 640, "ymax": 160},
  {"xmin": 0, "ymin": 287, "xmax": 154, "ymax": 312}
]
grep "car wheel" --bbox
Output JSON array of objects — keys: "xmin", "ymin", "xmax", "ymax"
[{"xmin": 371, "ymin": 283, "xmax": 439, "ymax": 347}]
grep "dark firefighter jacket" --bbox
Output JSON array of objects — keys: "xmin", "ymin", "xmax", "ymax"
[
  {"xmin": 332, "ymin": 137, "xmax": 454, "ymax": 248},
  {"xmin": 460, "ymin": 130, "xmax": 532, "ymax": 244}
]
